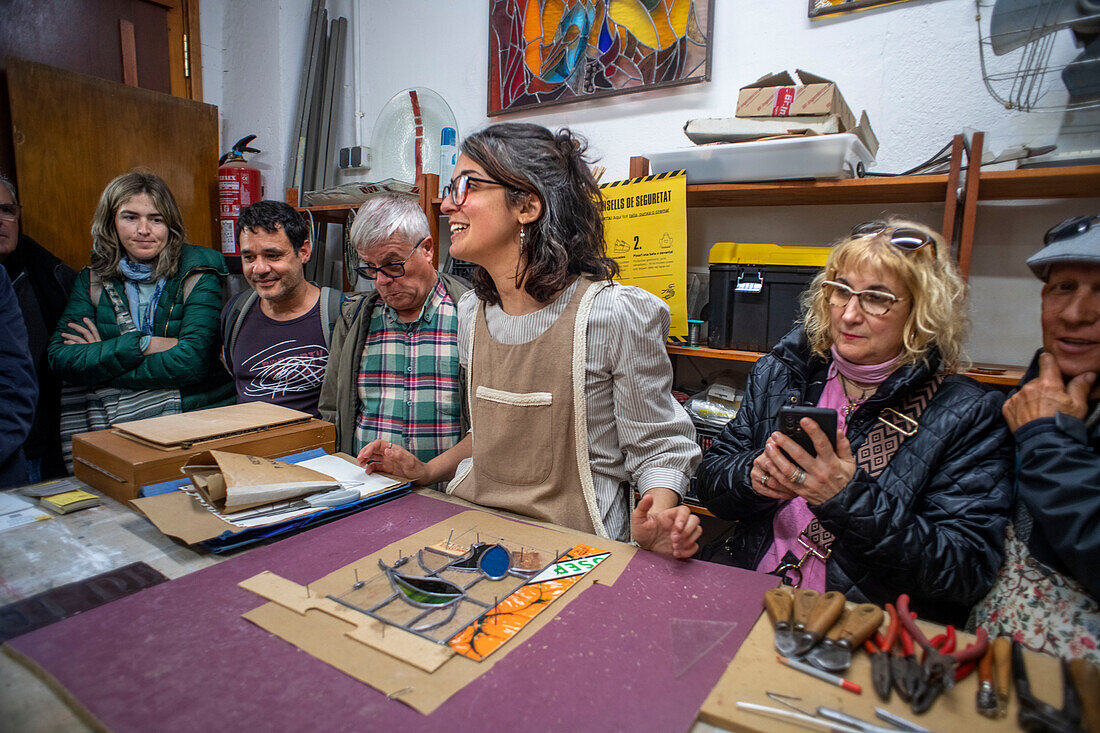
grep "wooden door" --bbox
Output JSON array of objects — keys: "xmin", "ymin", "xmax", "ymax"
[
  {"xmin": 7, "ymin": 58, "xmax": 218, "ymax": 270},
  {"xmin": 0, "ymin": 0, "xmax": 201, "ymax": 185}
]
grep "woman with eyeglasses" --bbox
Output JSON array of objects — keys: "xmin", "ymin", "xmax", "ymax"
[
  {"xmin": 696, "ymin": 219, "xmax": 1012, "ymax": 624},
  {"xmin": 48, "ymin": 171, "xmax": 234, "ymax": 463},
  {"xmin": 358, "ymin": 122, "xmax": 702, "ymax": 558}
]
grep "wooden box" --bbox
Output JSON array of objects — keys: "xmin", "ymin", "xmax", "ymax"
[{"xmin": 72, "ymin": 419, "xmax": 336, "ymax": 505}]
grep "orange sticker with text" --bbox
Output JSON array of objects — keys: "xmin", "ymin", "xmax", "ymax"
[{"xmin": 447, "ymin": 543, "xmax": 609, "ymax": 661}]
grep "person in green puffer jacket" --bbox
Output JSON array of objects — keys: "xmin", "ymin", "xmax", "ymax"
[{"xmin": 48, "ymin": 171, "xmax": 234, "ymax": 413}]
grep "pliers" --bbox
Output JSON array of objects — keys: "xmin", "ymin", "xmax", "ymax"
[
  {"xmin": 897, "ymin": 593, "xmax": 988, "ymax": 714},
  {"xmin": 890, "ymin": 612, "xmax": 923, "ymax": 703},
  {"xmin": 862, "ymin": 602, "xmax": 900, "ymax": 701},
  {"xmin": 1013, "ymin": 640, "xmax": 1084, "ymax": 733}
]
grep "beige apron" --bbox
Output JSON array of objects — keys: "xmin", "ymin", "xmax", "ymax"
[{"xmin": 447, "ymin": 278, "xmax": 608, "ymax": 538}]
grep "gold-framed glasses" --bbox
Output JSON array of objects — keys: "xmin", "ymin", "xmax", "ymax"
[{"xmin": 822, "ymin": 280, "xmax": 905, "ymax": 316}]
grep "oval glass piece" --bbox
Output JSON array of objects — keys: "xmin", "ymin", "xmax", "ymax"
[{"xmin": 478, "ymin": 544, "xmax": 511, "ymax": 580}]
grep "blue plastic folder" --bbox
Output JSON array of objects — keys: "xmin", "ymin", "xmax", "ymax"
[{"xmin": 139, "ymin": 449, "xmax": 410, "ymax": 554}]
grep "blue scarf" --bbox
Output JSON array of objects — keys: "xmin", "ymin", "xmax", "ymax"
[{"xmin": 119, "ymin": 259, "xmax": 166, "ymax": 336}]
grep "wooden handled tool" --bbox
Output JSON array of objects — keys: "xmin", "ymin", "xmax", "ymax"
[
  {"xmin": 992, "ymin": 636, "xmax": 1012, "ymax": 718},
  {"xmin": 976, "ymin": 643, "xmax": 997, "ymax": 717},
  {"xmin": 791, "ymin": 589, "xmax": 819, "ymax": 635},
  {"xmin": 1070, "ymin": 658, "xmax": 1100, "ymax": 733},
  {"xmin": 791, "ymin": 590, "xmax": 845, "ymax": 657},
  {"xmin": 764, "ymin": 588, "xmax": 795, "ymax": 656},
  {"xmin": 805, "ymin": 603, "xmax": 883, "ymax": 672}
]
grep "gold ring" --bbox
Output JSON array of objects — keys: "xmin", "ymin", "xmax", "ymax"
[{"xmin": 761, "ymin": 473, "xmax": 770, "ymax": 486}]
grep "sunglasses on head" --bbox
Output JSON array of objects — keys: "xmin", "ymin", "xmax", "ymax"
[
  {"xmin": 1044, "ymin": 215, "xmax": 1099, "ymax": 246},
  {"xmin": 851, "ymin": 220, "xmax": 937, "ymax": 256}
]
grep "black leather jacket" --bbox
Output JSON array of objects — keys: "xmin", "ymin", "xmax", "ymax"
[
  {"xmin": 1011, "ymin": 350, "xmax": 1100, "ymax": 600},
  {"xmin": 696, "ymin": 327, "xmax": 1013, "ymax": 625}
]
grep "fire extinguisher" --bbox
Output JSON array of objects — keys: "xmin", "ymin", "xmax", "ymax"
[{"xmin": 218, "ymin": 135, "xmax": 262, "ymax": 256}]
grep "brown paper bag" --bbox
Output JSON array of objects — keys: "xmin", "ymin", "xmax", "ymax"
[{"xmin": 182, "ymin": 450, "xmax": 338, "ymax": 512}]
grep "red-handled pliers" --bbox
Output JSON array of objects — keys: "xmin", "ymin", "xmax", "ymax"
[
  {"xmin": 897, "ymin": 593, "xmax": 988, "ymax": 713},
  {"xmin": 863, "ymin": 602, "xmax": 900, "ymax": 701}
]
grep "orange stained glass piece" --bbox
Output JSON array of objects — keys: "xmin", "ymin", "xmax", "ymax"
[{"xmin": 447, "ymin": 543, "xmax": 607, "ymax": 661}]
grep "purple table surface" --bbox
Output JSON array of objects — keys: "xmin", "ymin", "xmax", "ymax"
[{"xmin": 6, "ymin": 493, "xmax": 777, "ymax": 733}]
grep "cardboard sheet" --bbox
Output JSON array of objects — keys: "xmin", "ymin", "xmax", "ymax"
[
  {"xmin": 239, "ymin": 571, "xmax": 455, "ymax": 673},
  {"xmin": 132, "ymin": 453, "xmax": 406, "ymax": 543},
  {"xmin": 700, "ymin": 612, "xmax": 1068, "ymax": 733},
  {"xmin": 112, "ymin": 402, "xmax": 311, "ymax": 449},
  {"xmin": 240, "ymin": 510, "xmax": 634, "ymax": 715}
]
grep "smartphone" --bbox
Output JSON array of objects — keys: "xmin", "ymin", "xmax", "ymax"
[{"xmin": 777, "ymin": 405, "xmax": 838, "ymax": 458}]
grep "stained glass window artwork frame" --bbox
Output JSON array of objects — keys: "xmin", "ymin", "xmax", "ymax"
[
  {"xmin": 487, "ymin": 0, "xmax": 715, "ymax": 116},
  {"xmin": 807, "ymin": 0, "xmax": 920, "ymax": 19}
]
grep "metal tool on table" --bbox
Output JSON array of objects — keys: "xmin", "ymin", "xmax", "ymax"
[
  {"xmin": 1013, "ymin": 640, "xmax": 1085, "ymax": 733},
  {"xmin": 231, "ymin": 487, "xmax": 361, "ymax": 521},
  {"xmin": 993, "ymin": 636, "xmax": 1012, "ymax": 718},
  {"xmin": 977, "ymin": 641, "xmax": 998, "ymax": 717},
  {"xmin": 764, "ymin": 587, "xmax": 795, "ymax": 656},
  {"xmin": 897, "ymin": 593, "xmax": 988, "ymax": 714},
  {"xmin": 891, "ymin": 614, "xmax": 922, "ymax": 703},
  {"xmin": 864, "ymin": 602, "xmax": 900, "ymax": 701},
  {"xmin": 791, "ymin": 590, "xmax": 847, "ymax": 657},
  {"xmin": 785, "ymin": 588, "xmax": 821, "ymax": 657},
  {"xmin": 757, "ymin": 692, "xmax": 930, "ymax": 733},
  {"xmin": 911, "ymin": 624, "xmax": 975, "ymax": 714},
  {"xmin": 808, "ymin": 602, "xmax": 884, "ymax": 673}
]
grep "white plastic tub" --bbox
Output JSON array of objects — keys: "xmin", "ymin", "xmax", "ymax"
[{"xmin": 647, "ymin": 133, "xmax": 875, "ymax": 183}]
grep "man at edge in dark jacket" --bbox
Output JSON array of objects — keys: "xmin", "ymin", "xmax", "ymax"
[{"xmin": 0, "ymin": 173, "xmax": 76, "ymax": 482}]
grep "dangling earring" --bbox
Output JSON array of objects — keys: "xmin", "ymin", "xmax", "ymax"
[{"xmin": 519, "ymin": 225, "xmax": 526, "ymax": 249}]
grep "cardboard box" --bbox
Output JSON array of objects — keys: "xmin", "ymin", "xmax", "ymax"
[
  {"xmin": 732, "ymin": 70, "xmax": 878, "ymax": 157},
  {"xmin": 72, "ymin": 419, "xmax": 336, "ymax": 504},
  {"xmin": 737, "ymin": 69, "xmax": 851, "ymax": 118}
]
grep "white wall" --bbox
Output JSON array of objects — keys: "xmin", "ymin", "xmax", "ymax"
[{"xmin": 202, "ymin": 0, "xmax": 1100, "ymax": 367}]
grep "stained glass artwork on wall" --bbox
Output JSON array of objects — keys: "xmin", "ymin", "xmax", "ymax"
[
  {"xmin": 488, "ymin": 0, "xmax": 715, "ymax": 115},
  {"xmin": 808, "ymin": 0, "xmax": 920, "ymax": 19}
]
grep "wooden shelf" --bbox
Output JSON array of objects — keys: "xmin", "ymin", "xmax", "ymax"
[
  {"xmin": 669, "ymin": 345, "xmax": 1023, "ymax": 387},
  {"xmin": 668, "ymin": 344, "xmax": 764, "ymax": 363},
  {"xmin": 684, "ymin": 174, "xmax": 952, "ymax": 207},
  {"xmin": 975, "ymin": 165, "xmax": 1100, "ymax": 200}
]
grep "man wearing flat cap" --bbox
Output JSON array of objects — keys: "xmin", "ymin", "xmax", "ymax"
[{"xmin": 973, "ymin": 214, "xmax": 1100, "ymax": 662}]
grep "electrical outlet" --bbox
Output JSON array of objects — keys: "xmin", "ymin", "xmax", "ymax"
[{"xmin": 339, "ymin": 145, "xmax": 371, "ymax": 170}]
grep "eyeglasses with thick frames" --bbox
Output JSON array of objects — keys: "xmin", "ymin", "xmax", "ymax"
[
  {"xmin": 851, "ymin": 220, "xmax": 937, "ymax": 257},
  {"xmin": 1044, "ymin": 215, "xmax": 1099, "ymax": 246},
  {"xmin": 0, "ymin": 203, "xmax": 21, "ymax": 222},
  {"xmin": 355, "ymin": 236, "xmax": 427, "ymax": 280},
  {"xmin": 441, "ymin": 174, "xmax": 515, "ymax": 207},
  {"xmin": 822, "ymin": 280, "xmax": 906, "ymax": 316}
]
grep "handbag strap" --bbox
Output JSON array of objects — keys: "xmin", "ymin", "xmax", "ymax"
[
  {"xmin": 855, "ymin": 374, "xmax": 943, "ymax": 478},
  {"xmin": 802, "ymin": 374, "xmax": 944, "ymax": 556}
]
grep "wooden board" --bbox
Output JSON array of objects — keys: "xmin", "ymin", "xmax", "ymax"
[
  {"xmin": 701, "ymin": 612, "xmax": 1067, "ymax": 732},
  {"xmin": 6, "ymin": 57, "xmax": 218, "ymax": 271}
]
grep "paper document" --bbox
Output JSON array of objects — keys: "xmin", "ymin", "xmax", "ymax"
[
  {"xmin": 296, "ymin": 455, "xmax": 398, "ymax": 495},
  {"xmin": 0, "ymin": 492, "xmax": 53, "ymax": 531}
]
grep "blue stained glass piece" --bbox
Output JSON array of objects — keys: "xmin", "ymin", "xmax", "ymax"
[
  {"xmin": 478, "ymin": 544, "xmax": 511, "ymax": 580},
  {"xmin": 598, "ymin": 20, "xmax": 613, "ymax": 53}
]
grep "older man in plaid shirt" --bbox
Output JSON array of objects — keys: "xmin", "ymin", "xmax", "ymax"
[{"xmin": 319, "ymin": 195, "xmax": 469, "ymax": 462}]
